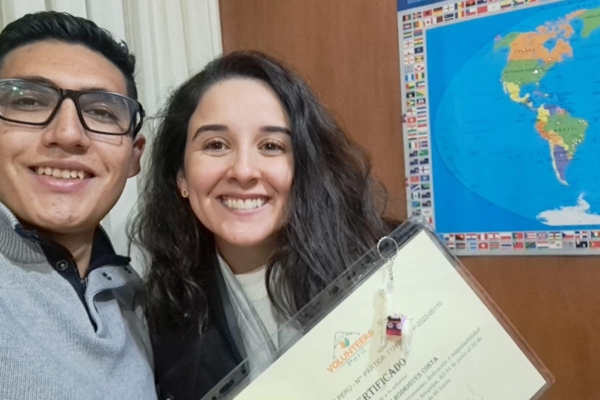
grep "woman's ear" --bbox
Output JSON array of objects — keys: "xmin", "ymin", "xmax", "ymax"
[{"xmin": 177, "ymin": 171, "xmax": 188, "ymax": 198}]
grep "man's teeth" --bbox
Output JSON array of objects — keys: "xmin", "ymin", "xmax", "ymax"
[
  {"xmin": 223, "ymin": 197, "xmax": 266, "ymax": 210},
  {"xmin": 36, "ymin": 167, "xmax": 87, "ymax": 180}
]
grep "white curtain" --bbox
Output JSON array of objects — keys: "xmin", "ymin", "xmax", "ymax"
[{"xmin": 0, "ymin": 0, "xmax": 223, "ymax": 263}]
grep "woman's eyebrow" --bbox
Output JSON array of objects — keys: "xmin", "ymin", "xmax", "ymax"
[
  {"xmin": 261, "ymin": 125, "xmax": 291, "ymax": 135},
  {"xmin": 192, "ymin": 124, "xmax": 228, "ymax": 140}
]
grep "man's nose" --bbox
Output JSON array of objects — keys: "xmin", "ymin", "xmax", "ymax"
[{"xmin": 40, "ymin": 99, "xmax": 91, "ymax": 151}]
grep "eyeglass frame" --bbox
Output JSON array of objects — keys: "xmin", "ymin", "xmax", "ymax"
[{"xmin": 0, "ymin": 78, "xmax": 145, "ymax": 136}]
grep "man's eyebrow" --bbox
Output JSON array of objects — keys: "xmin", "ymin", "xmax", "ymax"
[
  {"xmin": 12, "ymin": 75, "xmax": 112, "ymax": 92},
  {"xmin": 192, "ymin": 124, "xmax": 228, "ymax": 140},
  {"xmin": 261, "ymin": 125, "xmax": 291, "ymax": 135}
]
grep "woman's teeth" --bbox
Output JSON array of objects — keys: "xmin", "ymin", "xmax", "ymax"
[{"xmin": 222, "ymin": 197, "xmax": 266, "ymax": 210}]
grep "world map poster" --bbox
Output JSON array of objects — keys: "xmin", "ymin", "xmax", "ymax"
[{"xmin": 398, "ymin": 0, "xmax": 600, "ymax": 255}]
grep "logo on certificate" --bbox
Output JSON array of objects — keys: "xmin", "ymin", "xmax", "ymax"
[{"xmin": 327, "ymin": 330, "xmax": 374, "ymax": 373}]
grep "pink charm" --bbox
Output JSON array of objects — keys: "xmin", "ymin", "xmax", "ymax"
[{"xmin": 386, "ymin": 315, "xmax": 407, "ymax": 338}]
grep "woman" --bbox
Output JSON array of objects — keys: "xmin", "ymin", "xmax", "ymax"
[{"xmin": 130, "ymin": 51, "xmax": 398, "ymax": 400}]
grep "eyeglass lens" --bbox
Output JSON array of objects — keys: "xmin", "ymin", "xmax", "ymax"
[{"xmin": 0, "ymin": 80, "xmax": 135, "ymax": 135}]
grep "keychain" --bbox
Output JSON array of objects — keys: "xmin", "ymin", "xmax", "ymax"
[{"xmin": 378, "ymin": 237, "xmax": 413, "ymax": 355}]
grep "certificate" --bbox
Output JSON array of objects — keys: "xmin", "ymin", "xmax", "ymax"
[{"xmin": 207, "ymin": 220, "xmax": 552, "ymax": 399}]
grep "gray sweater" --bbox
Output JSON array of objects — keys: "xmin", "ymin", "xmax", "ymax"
[{"xmin": 0, "ymin": 203, "xmax": 157, "ymax": 400}]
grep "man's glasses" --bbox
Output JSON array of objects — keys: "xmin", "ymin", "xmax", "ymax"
[{"xmin": 0, "ymin": 79, "xmax": 145, "ymax": 136}]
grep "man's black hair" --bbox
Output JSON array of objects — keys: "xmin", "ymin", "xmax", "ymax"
[{"xmin": 0, "ymin": 11, "xmax": 138, "ymax": 99}]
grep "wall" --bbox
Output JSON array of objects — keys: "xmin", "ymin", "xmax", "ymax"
[{"xmin": 219, "ymin": 1, "xmax": 600, "ymax": 398}]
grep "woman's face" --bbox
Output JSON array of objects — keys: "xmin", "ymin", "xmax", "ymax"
[{"xmin": 179, "ymin": 78, "xmax": 294, "ymax": 253}]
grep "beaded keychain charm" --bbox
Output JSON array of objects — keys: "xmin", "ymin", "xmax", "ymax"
[{"xmin": 378, "ymin": 237, "xmax": 413, "ymax": 355}]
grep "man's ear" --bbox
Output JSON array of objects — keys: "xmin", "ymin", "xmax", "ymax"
[{"xmin": 128, "ymin": 134, "xmax": 146, "ymax": 178}]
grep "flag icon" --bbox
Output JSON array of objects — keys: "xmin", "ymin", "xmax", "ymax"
[
  {"xmin": 562, "ymin": 231, "xmax": 575, "ymax": 239},
  {"xmin": 549, "ymin": 240, "xmax": 562, "ymax": 249},
  {"xmin": 513, "ymin": 242, "xmax": 524, "ymax": 249},
  {"xmin": 478, "ymin": 242, "xmax": 489, "ymax": 250},
  {"xmin": 500, "ymin": 232, "xmax": 512, "ymax": 241},
  {"xmin": 402, "ymin": 14, "xmax": 412, "ymax": 21}
]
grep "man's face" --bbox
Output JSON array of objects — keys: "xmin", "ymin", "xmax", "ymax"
[{"xmin": 0, "ymin": 40, "xmax": 144, "ymax": 235}]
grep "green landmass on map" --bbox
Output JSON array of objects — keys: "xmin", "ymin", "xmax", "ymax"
[
  {"xmin": 501, "ymin": 59, "xmax": 555, "ymax": 86},
  {"xmin": 579, "ymin": 6, "xmax": 600, "ymax": 38},
  {"xmin": 545, "ymin": 114, "xmax": 588, "ymax": 157},
  {"xmin": 494, "ymin": 32, "xmax": 521, "ymax": 50}
]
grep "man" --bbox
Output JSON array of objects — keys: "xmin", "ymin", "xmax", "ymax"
[{"xmin": 0, "ymin": 11, "xmax": 156, "ymax": 399}]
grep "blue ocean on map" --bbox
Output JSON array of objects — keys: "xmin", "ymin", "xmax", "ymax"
[{"xmin": 427, "ymin": 0, "xmax": 600, "ymax": 233}]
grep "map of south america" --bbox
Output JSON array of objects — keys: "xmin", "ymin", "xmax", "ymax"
[{"xmin": 495, "ymin": 7, "xmax": 600, "ymax": 185}]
